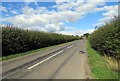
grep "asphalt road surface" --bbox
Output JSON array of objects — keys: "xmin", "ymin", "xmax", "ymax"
[{"xmin": 2, "ymin": 39, "xmax": 92, "ymax": 79}]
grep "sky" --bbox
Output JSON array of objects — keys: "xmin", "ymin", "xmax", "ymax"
[{"xmin": 0, "ymin": 0, "xmax": 119, "ymax": 35}]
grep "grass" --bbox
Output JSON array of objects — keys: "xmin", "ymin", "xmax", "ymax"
[
  {"xmin": 86, "ymin": 40, "xmax": 119, "ymax": 79},
  {"xmin": 1, "ymin": 40, "xmax": 75, "ymax": 61},
  {"xmin": 104, "ymin": 55, "xmax": 119, "ymax": 72}
]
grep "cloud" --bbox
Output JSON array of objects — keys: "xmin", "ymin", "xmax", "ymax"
[
  {"xmin": 50, "ymin": 10, "xmax": 81, "ymax": 23},
  {"xmin": 102, "ymin": 6, "xmax": 118, "ymax": 17},
  {"xmin": 92, "ymin": 5, "xmax": 118, "ymax": 12},
  {"xmin": 59, "ymin": 28, "xmax": 95, "ymax": 36},
  {"xmin": 11, "ymin": 10, "xmax": 18, "ymax": 14},
  {"xmin": 94, "ymin": 5, "xmax": 118, "ymax": 26},
  {"xmin": 56, "ymin": 1, "xmax": 84, "ymax": 11},
  {"xmin": 3, "ymin": 0, "xmax": 107, "ymax": 35},
  {"xmin": 55, "ymin": 0, "xmax": 75, "ymax": 4},
  {"xmin": 5, "ymin": 9, "xmax": 81, "ymax": 33},
  {"xmin": 58, "ymin": 26, "xmax": 95, "ymax": 36},
  {"xmin": 24, "ymin": 0, "xmax": 38, "ymax": 6},
  {"xmin": 75, "ymin": 1, "xmax": 105, "ymax": 13},
  {"xmin": 22, "ymin": 6, "xmax": 49, "ymax": 15},
  {"xmin": 36, "ymin": 7, "xmax": 48, "ymax": 14},
  {"xmin": 0, "ymin": 7, "xmax": 7, "ymax": 12},
  {"xmin": 55, "ymin": 0, "xmax": 105, "ymax": 12},
  {"xmin": 22, "ymin": 6, "xmax": 35, "ymax": 15},
  {"xmin": 44, "ymin": 23, "xmax": 65, "ymax": 32},
  {"xmin": 5, "ymin": 14, "xmax": 10, "ymax": 17}
]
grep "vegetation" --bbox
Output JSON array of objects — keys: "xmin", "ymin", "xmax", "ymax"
[
  {"xmin": 1, "ymin": 40, "xmax": 74, "ymax": 61},
  {"xmin": 88, "ymin": 17, "xmax": 120, "ymax": 60},
  {"xmin": 2, "ymin": 26, "xmax": 80, "ymax": 56},
  {"xmin": 83, "ymin": 33, "xmax": 90, "ymax": 38},
  {"xmin": 86, "ymin": 41, "xmax": 118, "ymax": 79},
  {"xmin": 87, "ymin": 17, "xmax": 119, "ymax": 79}
]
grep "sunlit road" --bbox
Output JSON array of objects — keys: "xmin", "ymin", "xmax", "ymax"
[{"xmin": 2, "ymin": 39, "xmax": 91, "ymax": 79}]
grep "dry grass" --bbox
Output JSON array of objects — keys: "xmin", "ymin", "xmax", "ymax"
[
  {"xmin": 104, "ymin": 55, "xmax": 119, "ymax": 72},
  {"xmin": 87, "ymin": 40, "xmax": 118, "ymax": 79}
]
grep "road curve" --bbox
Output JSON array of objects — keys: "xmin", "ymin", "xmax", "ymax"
[{"xmin": 2, "ymin": 39, "xmax": 92, "ymax": 79}]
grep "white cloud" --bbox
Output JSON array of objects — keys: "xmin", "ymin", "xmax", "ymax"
[
  {"xmin": 22, "ymin": 6, "xmax": 35, "ymax": 15},
  {"xmin": 58, "ymin": 26, "xmax": 95, "ymax": 36},
  {"xmin": 22, "ymin": 6, "xmax": 49, "ymax": 15},
  {"xmin": 92, "ymin": 5, "xmax": 118, "ymax": 13},
  {"xmin": 55, "ymin": 0, "xmax": 105, "ymax": 11},
  {"xmin": 24, "ymin": 0, "xmax": 38, "ymax": 6},
  {"xmin": 86, "ymin": 0, "xmax": 105, "ymax": 2},
  {"xmin": 5, "ymin": 14, "xmax": 10, "ymax": 17},
  {"xmin": 5, "ymin": 9, "xmax": 81, "ymax": 33},
  {"xmin": 59, "ymin": 28, "xmax": 95, "ymax": 36},
  {"xmin": 3, "ymin": 0, "xmax": 108, "ymax": 35},
  {"xmin": 102, "ymin": 6, "xmax": 118, "ymax": 17},
  {"xmin": 11, "ymin": 10, "xmax": 18, "ymax": 14},
  {"xmin": 36, "ymin": 7, "xmax": 49, "ymax": 14},
  {"xmin": 55, "ymin": 0, "xmax": 75, "ymax": 4},
  {"xmin": 50, "ymin": 10, "xmax": 81, "ymax": 23},
  {"xmin": 44, "ymin": 23, "xmax": 65, "ymax": 32},
  {"xmin": 75, "ymin": 2, "xmax": 105, "ymax": 13},
  {"xmin": 94, "ymin": 5, "xmax": 118, "ymax": 26},
  {"xmin": 0, "ymin": 7, "xmax": 7, "ymax": 12},
  {"xmin": 56, "ymin": 1, "xmax": 84, "ymax": 11},
  {"xmin": 94, "ymin": 22, "xmax": 105, "ymax": 27}
]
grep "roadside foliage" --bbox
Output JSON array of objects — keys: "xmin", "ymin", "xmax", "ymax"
[
  {"xmin": 2, "ymin": 26, "xmax": 80, "ymax": 56},
  {"xmin": 88, "ymin": 17, "xmax": 120, "ymax": 59}
]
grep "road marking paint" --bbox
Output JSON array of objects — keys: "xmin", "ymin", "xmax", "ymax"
[
  {"xmin": 67, "ymin": 45, "xmax": 74, "ymax": 48},
  {"xmin": 28, "ymin": 50, "xmax": 64, "ymax": 69},
  {"xmin": 67, "ymin": 46, "xmax": 70, "ymax": 48},
  {"xmin": 71, "ymin": 45, "xmax": 74, "ymax": 46}
]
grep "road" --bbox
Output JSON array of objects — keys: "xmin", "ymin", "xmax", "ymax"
[{"xmin": 2, "ymin": 39, "xmax": 92, "ymax": 79}]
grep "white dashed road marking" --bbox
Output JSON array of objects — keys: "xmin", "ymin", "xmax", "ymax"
[
  {"xmin": 28, "ymin": 50, "xmax": 64, "ymax": 69},
  {"xmin": 67, "ymin": 45, "xmax": 74, "ymax": 48}
]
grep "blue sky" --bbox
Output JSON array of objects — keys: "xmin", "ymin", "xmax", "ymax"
[{"xmin": 0, "ymin": 0, "xmax": 118, "ymax": 35}]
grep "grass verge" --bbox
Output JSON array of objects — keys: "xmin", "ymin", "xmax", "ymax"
[
  {"xmin": 86, "ymin": 40, "xmax": 119, "ymax": 79},
  {"xmin": 1, "ymin": 40, "xmax": 75, "ymax": 61}
]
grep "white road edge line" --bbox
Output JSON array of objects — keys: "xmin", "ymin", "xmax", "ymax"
[{"xmin": 28, "ymin": 50, "xmax": 64, "ymax": 70}]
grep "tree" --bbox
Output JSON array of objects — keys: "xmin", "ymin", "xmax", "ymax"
[{"xmin": 83, "ymin": 33, "xmax": 90, "ymax": 38}]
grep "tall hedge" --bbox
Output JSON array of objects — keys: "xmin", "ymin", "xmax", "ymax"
[
  {"xmin": 2, "ymin": 26, "xmax": 79, "ymax": 56},
  {"xmin": 88, "ymin": 17, "xmax": 120, "ymax": 59}
]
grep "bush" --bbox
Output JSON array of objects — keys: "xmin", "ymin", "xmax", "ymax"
[
  {"xmin": 88, "ymin": 17, "xmax": 120, "ymax": 59},
  {"xmin": 2, "ymin": 26, "xmax": 80, "ymax": 56}
]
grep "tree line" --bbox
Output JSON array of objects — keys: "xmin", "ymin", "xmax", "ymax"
[
  {"xmin": 88, "ymin": 17, "xmax": 120, "ymax": 59},
  {"xmin": 2, "ymin": 26, "xmax": 80, "ymax": 56}
]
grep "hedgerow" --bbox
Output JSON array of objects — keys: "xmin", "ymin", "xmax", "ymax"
[
  {"xmin": 88, "ymin": 17, "xmax": 120, "ymax": 59},
  {"xmin": 2, "ymin": 26, "xmax": 80, "ymax": 56}
]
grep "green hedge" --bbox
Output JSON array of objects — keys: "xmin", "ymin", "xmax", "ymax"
[
  {"xmin": 2, "ymin": 26, "xmax": 79, "ymax": 56},
  {"xmin": 88, "ymin": 17, "xmax": 120, "ymax": 59}
]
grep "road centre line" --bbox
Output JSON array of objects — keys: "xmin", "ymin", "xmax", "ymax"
[
  {"xmin": 67, "ymin": 45, "xmax": 74, "ymax": 48},
  {"xmin": 28, "ymin": 50, "xmax": 64, "ymax": 70}
]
